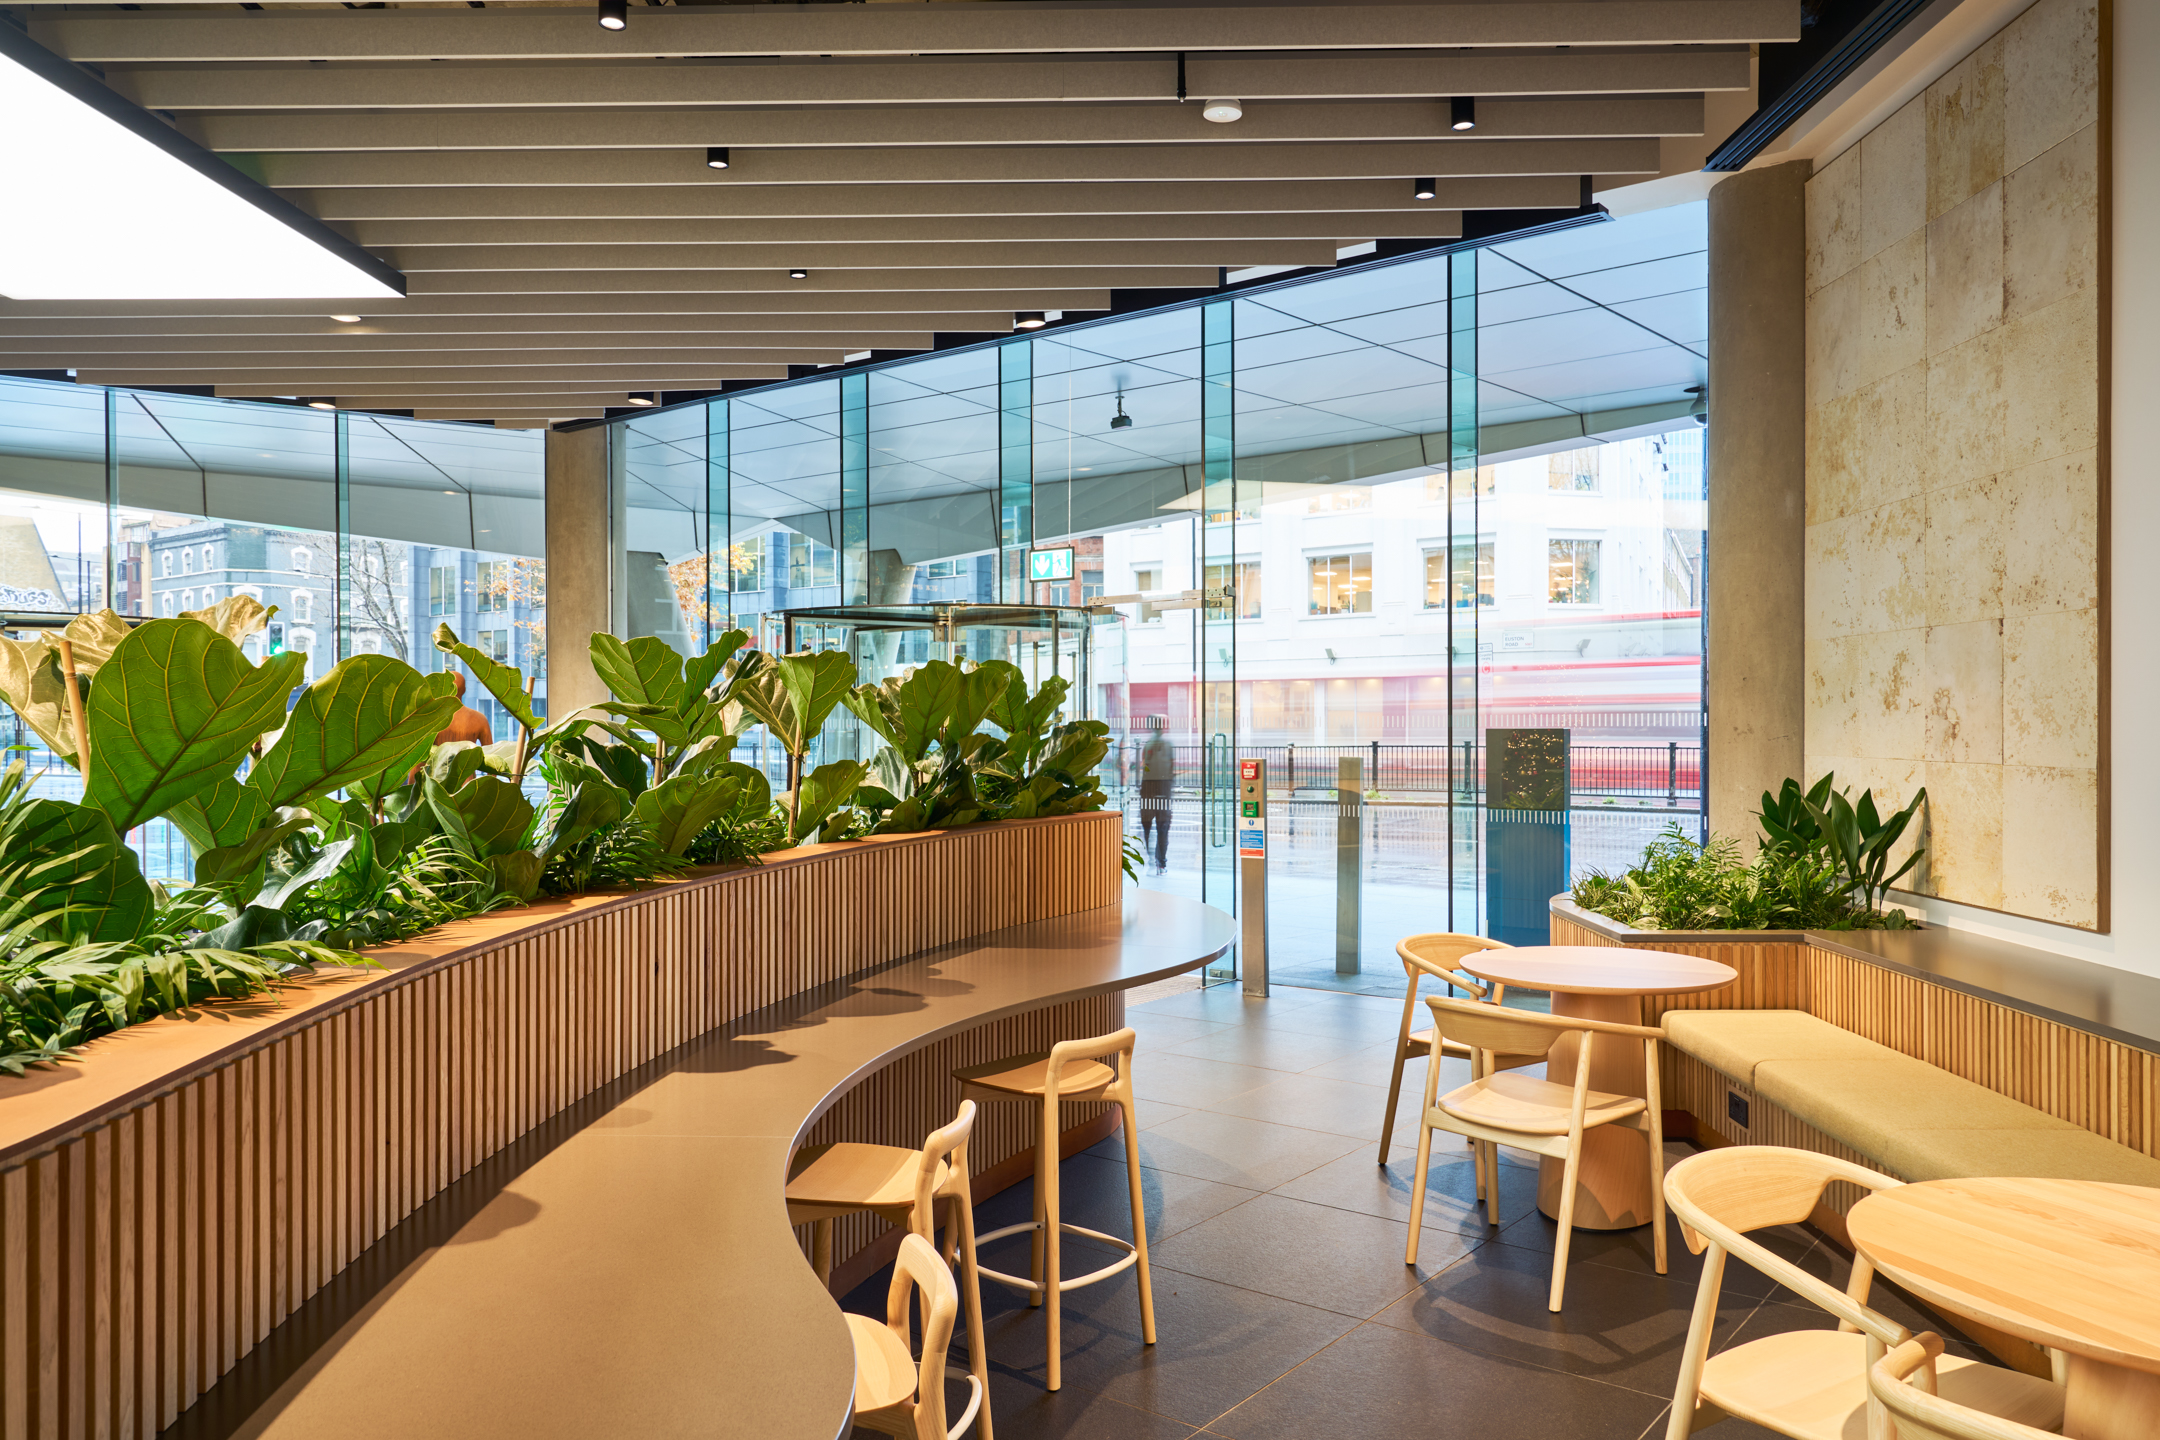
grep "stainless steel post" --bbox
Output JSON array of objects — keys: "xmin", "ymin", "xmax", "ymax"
[
  {"xmin": 1238, "ymin": 757, "xmax": 1268, "ymax": 998},
  {"xmin": 1336, "ymin": 755, "xmax": 1363, "ymax": 975}
]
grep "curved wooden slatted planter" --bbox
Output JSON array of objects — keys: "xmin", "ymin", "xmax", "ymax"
[{"xmin": 0, "ymin": 812, "xmax": 1126, "ymax": 1440}]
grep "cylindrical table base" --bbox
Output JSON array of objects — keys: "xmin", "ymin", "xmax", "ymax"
[{"xmin": 1534, "ymin": 991, "xmax": 1654, "ymax": 1231}]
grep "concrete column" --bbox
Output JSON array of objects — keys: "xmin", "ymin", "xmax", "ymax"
[
  {"xmin": 1706, "ymin": 159, "xmax": 1809, "ymax": 844},
  {"xmin": 544, "ymin": 425, "xmax": 611, "ymax": 721}
]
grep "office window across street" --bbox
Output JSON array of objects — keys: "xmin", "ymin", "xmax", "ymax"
[
  {"xmin": 1307, "ymin": 552, "xmax": 1371, "ymax": 615},
  {"xmin": 1549, "ymin": 538, "xmax": 1601, "ymax": 604}
]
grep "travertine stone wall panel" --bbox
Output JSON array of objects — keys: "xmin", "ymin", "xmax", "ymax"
[{"xmin": 1803, "ymin": 0, "xmax": 2105, "ymax": 927}]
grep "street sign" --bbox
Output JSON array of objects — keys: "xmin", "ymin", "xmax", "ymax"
[{"xmin": 1027, "ymin": 546, "xmax": 1075, "ymax": 582}]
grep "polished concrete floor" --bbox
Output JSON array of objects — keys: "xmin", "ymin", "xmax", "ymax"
[{"xmin": 843, "ymin": 982, "xmax": 1993, "ymax": 1440}]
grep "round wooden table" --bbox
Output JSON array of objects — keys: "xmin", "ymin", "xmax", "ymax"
[
  {"xmin": 1848, "ymin": 1178, "xmax": 2160, "ymax": 1440},
  {"xmin": 1459, "ymin": 944, "xmax": 1736, "ymax": 1229}
]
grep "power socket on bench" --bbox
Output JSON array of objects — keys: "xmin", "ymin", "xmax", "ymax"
[{"xmin": 1728, "ymin": 1089, "xmax": 1751, "ymax": 1130}]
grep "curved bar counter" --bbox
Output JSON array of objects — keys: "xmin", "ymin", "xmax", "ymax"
[{"xmin": 171, "ymin": 888, "xmax": 1231, "ymax": 1440}]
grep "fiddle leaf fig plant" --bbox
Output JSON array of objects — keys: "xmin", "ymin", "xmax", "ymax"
[
  {"xmin": 82, "ymin": 618, "xmax": 308, "ymax": 838},
  {"xmin": 733, "ymin": 648, "xmax": 856, "ymax": 833},
  {"xmin": 245, "ymin": 654, "xmax": 462, "ymax": 809}
]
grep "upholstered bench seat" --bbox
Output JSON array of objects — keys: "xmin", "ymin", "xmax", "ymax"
[
  {"xmin": 1662, "ymin": 1009, "xmax": 2160, "ymax": 1187},
  {"xmin": 1661, "ymin": 1009, "xmax": 1897, "ymax": 1083}
]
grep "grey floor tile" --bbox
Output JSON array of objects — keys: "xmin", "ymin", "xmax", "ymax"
[
  {"xmin": 975, "ymin": 1151, "xmax": 1261, "ymax": 1248},
  {"xmin": 1298, "ymin": 1038, "xmax": 1413, "ymax": 1085},
  {"xmin": 975, "ymin": 1259, "xmax": 1360, "ymax": 1428},
  {"xmin": 1127, "ymin": 1052, "xmax": 1279, "ymax": 1110},
  {"xmin": 1372, "ymin": 1238, "xmax": 1756, "ymax": 1399},
  {"xmin": 1131, "ymin": 988, "xmax": 1331, "ymax": 1025},
  {"xmin": 1492, "ymin": 1208, "xmax": 1812, "ymax": 1302},
  {"xmin": 1204, "ymin": 1071, "xmax": 1406, "ymax": 1142},
  {"xmin": 1150, "ymin": 1191, "xmax": 1480, "ymax": 1319},
  {"xmin": 1273, "ymin": 1142, "xmax": 1545, "ymax": 1239},
  {"xmin": 958, "ymin": 1376, "xmax": 1201, "ymax": 1440},
  {"xmin": 1099, "ymin": 1111, "xmax": 1363, "ymax": 1192},
  {"xmin": 1207, "ymin": 1321, "xmax": 1672, "ymax": 1440},
  {"xmin": 1163, "ymin": 1025, "xmax": 1375, "ymax": 1075},
  {"xmin": 1125, "ymin": 1013, "xmax": 1234, "ymax": 1049},
  {"xmin": 1136, "ymin": 1102, "xmax": 1194, "ymax": 1131}
]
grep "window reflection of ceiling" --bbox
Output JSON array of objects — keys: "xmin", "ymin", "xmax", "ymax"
[
  {"xmin": 1475, "ymin": 202, "xmax": 1707, "ymax": 427},
  {"xmin": 619, "ymin": 202, "xmax": 1705, "ymax": 537},
  {"xmin": 0, "ymin": 374, "xmax": 545, "ymax": 501}
]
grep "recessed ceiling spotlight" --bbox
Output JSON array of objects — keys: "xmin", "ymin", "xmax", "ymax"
[
  {"xmin": 788, "ymin": 267, "xmax": 809, "ymax": 280},
  {"xmin": 327, "ymin": 313, "xmax": 362, "ymax": 323},
  {"xmin": 627, "ymin": 392, "xmax": 657, "ymax": 406},
  {"xmin": 303, "ymin": 397, "xmax": 335, "ymax": 410},
  {"xmin": 597, "ymin": 0, "xmax": 626, "ymax": 30},
  {"xmin": 1412, "ymin": 177, "xmax": 1438, "ymax": 201},
  {"xmin": 1014, "ymin": 311, "xmax": 1047, "ymax": 330},
  {"xmin": 705, "ymin": 146, "xmax": 729, "ymax": 170},
  {"xmin": 1201, "ymin": 97, "xmax": 1243, "ymax": 124},
  {"xmin": 1450, "ymin": 97, "xmax": 1477, "ymax": 132}
]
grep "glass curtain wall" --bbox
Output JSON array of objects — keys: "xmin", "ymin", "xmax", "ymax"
[
  {"xmin": 599, "ymin": 204, "xmax": 1709, "ymax": 991},
  {"xmin": 0, "ymin": 376, "xmax": 546, "ymax": 881}
]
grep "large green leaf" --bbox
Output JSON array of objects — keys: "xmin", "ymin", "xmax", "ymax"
[
  {"xmin": 843, "ymin": 660, "xmax": 962, "ymax": 764},
  {"xmin": 56, "ymin": 609, "xmax": 137, "ymax": 674},
  {"xmin": 165, "ymin": 776, "xmax": 272, "ymax": 853},
  {"xmin": 432, "ymin": 622, "xmax": 539, "ymax": 732},
  {"xmin": 488, "ymin": 851, "xmax": 543, "ymax": 904},
  {"xmin": 82, "ymin": 619, "xmax": 307, "ymax": 835},
  {"xmin": 590, "ymin": 633, "xmax": 686, "ymax": 711},
  {"xmin": 632, "ymin": 769, "xmax": 747, "ymax": 855},
  {"xmin": 987, "ymin": 668, "xmax": 1069, "ymax": 769},
  {"xmin": 2, "ymin": 798, "xmax": 154, "ymax": 943},
  {"xmin": 538, "ymin": 763, "xmax": 632, "ymax": 862},
  {"xmin": 0, "ymin": 638, "xmax": 77, "ymax": 761},
  {"xmin": 192, "ymin": 806, "xmax": 317, "ymax": 897},
  {"xmin": 247, "ymin": 655, "xmax": 461, "ymax": 810},
  {"xmin": 179, "ymin": 594, "xmax": 272, "ymax": 646},
  {"xmin": 785, "ymin": 759, "xmax": 869, "ymax": 843},
  {"xmin": 425, "ymin": 775, "xmax": 536, "ymax": 859},
  {"xmin": 941, "ymin": 661, "xmax": 1010, "ymax": 751},
  {"xmin": 683, "ymin": 628, "xmax": 749, "ymax": 701},
  {"xmin": 736, "ymin": 649, "xmax": 855, "ymax": 756}
]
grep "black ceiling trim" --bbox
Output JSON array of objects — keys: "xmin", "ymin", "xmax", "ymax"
[{"xmin": 1704, "ymin": 0, "xmax": 1940, "ymax": 172}]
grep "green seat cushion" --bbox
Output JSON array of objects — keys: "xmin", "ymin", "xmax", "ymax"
[
  {"xmin": 1662, "ymin": 1009, "xmax": 1900, "ymax": 1085},
  {"xmin": 1877, "ymin": 1128, "xmax": 2160, "ymax": 1186},
  {"xmin": 1755, "ymin": 1058, "xmax": 2080, "ymax": 1162}
]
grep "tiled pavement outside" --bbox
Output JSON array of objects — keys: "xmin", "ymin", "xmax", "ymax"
[{"xmin": 842, "ymin": 981, "xmax": 1997, "ymax": 1440}]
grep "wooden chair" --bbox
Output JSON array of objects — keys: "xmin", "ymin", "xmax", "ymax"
[
  {"xmin": 848, "ymin": 1232, "xmax": 985, "ymax": 1440},
  {"xmin": 786, "ymin": 1102, "xmax": 992, "ymax": 1440},
  {"xmin": 1870, "ymin": 1335, "xmax": 2062, "ymax": 1440},
  {"xmin": 1403, "ymin": 994, "xmax": 1667, "ymax": 1311},
  {"xmin": 953, "ymin": 1029, "xmax": 1153, "ymax": 1393},
  {"xmin": 1662, "ymin": 1147, "xmax": 2063, "ymax": 1440},
  {"xmin": 1378, "ymin": 933, "xmax": 1540, "ymax": 1165}
]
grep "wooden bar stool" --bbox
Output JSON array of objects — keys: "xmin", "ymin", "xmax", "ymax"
[
  {"xmin": 952, "ymin": 1029, "xmax": 1153, "ymax": 1393},
  {"xmin": 849, "ymin": 1232, "xmax": 985, "ymax": 1440},
  {"xmin": 1378, "ymin": 933, "xmax": 1541, "ymax": 1166},
  {"xmin": 786, "ymin": 1101, "xmax": 992, "ymax": 1440}
]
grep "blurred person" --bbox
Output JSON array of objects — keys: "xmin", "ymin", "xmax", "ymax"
[
  {"xmin": 408, "ymin": 670, "xmax": 495, "ymax": 782},
  {"xmin": 1138, "ymin": 715, "xmax": 1174, "ymax": 875}
]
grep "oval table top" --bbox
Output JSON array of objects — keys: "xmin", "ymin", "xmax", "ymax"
[
  {"xmin": 177, "ymin": 889, "xmax": 1235, "ymax": 1440},
  {"xmin": 1460, "ymin": 944, "xmax": 1737, "ymax": 996},
  {"xmin": 1847, "ymin": 1177, "xmax": 2160, "ymax": 1375}
]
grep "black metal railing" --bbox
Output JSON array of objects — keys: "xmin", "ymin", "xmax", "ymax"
[{"xmin": 1112, "ymin": 740, "xmax": 1703, "ymax": 809}]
